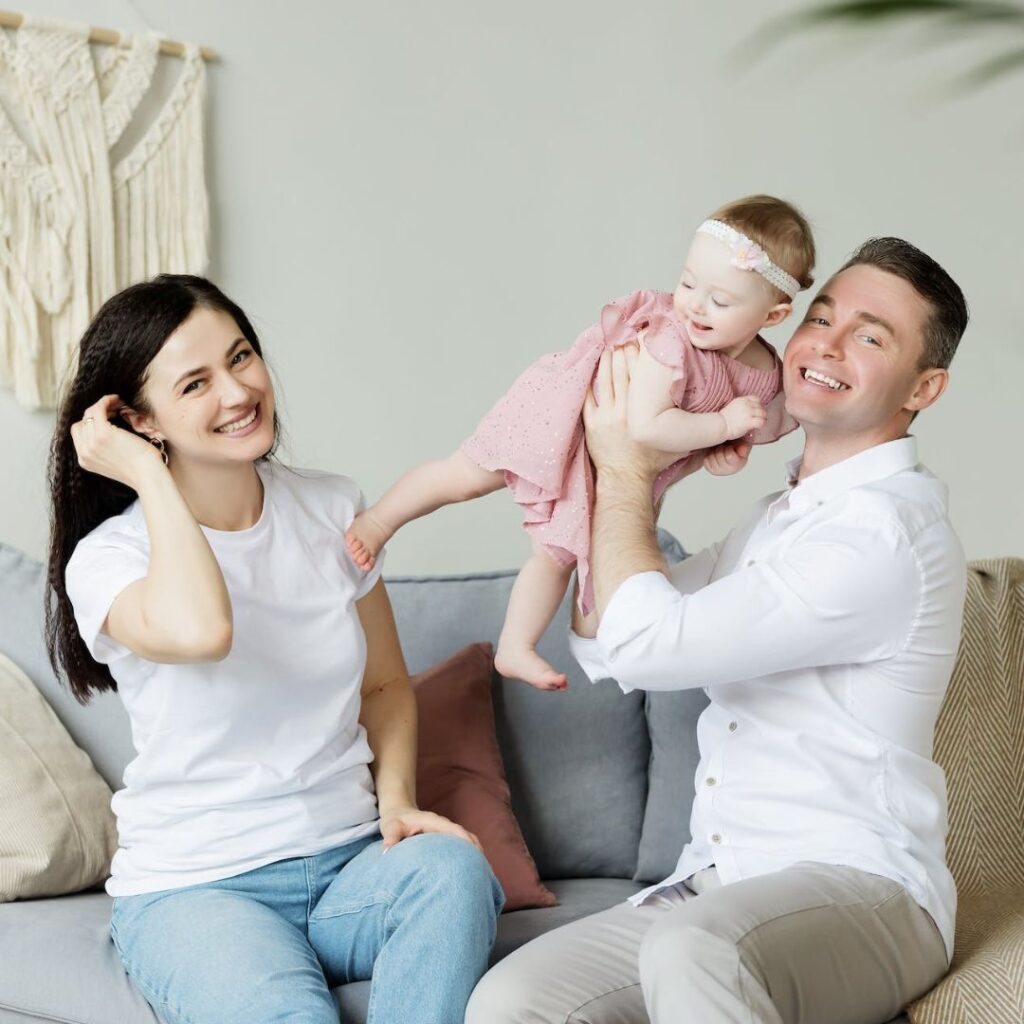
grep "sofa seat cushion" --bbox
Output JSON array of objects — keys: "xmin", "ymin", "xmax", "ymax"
[
  {"xmin": 0, "ymin": 883, "xmax": 912, "ymax": 1024},
  {"xmin": 338, "ymin": 878, "xmax": 647, "ymax": 1020},
  {"xmin": 491, "ymin": 877, "xmax": 645, "ymax": 962},
  {"xmin": 0, "ymin": 879, "xmax": 644, "ymax": 1024},
  {"xmin": 0, "ymin": 892, "xmax": 158, "ymax": 1024}
]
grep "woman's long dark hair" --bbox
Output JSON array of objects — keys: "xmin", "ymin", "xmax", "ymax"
[{"xmin": 46, "ymin": 275, "xmax": 279, "ymax": 704}]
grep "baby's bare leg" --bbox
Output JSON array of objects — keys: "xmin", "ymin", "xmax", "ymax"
[
  {"xmin": 495, "ymin": 540, "xmax": 575, "ymax": 691},
  {"xmin": 346, "ymin": 450, "xmax": 504, "ymax": 571}
]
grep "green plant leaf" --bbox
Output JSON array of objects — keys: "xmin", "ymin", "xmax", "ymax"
[
  {"xmin": 743, "ymin": 0, "xmax": 1024, "ymax": 91},
  {"xmin": 791, "ymin": 0, "xmax": 1024, "ymax": 28},
  {"xmin": 959, "ymin": 45, "xmax": 1024, "ymax": 87}
]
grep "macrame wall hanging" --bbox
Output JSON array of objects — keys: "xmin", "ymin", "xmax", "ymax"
[{"xmin": 0, "ymin": 11, "xmax": 216, "ymax": 410}]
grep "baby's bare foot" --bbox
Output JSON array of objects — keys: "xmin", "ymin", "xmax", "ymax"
[
  {"xmin": 495, "ymin": 645, "xmax": 568, "ymax": 691},
  {"xmin": 345, "ymin": 511, "xmax": 392, "ymax": 572}
]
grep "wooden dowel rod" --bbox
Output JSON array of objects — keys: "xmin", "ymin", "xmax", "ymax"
[{"xmin": 0, "ymin": 9, "xmax": 218, "ymax": 61}]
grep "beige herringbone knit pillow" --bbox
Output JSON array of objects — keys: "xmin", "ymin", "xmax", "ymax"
[
  {"xmin": 910, "ymin": 559, "xmax": 1024, "ymax": 1024},
  {"xmin": 0, "ymin": 652, "xmax": 117, "ymax": 901}
]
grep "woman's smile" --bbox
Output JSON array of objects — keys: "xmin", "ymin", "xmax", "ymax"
[{"xmin": 214, "ymin": 404, "xmax": 262, "ymax": 436}]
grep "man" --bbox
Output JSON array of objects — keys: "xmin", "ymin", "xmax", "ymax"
[{"xmin": 466, "ymin": 238, "xmax": 969, "ymax": 1024}]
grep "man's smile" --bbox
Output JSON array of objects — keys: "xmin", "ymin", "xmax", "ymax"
[{"xmin": 800, "ymin": 367, "xmax": 850, "ymax": 391}]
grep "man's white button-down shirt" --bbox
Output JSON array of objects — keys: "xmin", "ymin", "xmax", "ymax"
[{"xmin": 569, "ymin": 437, "xmax": 966, "ymax": 960}]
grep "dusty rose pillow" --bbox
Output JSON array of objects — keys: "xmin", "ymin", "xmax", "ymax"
[{"xmin": 412, "ymin": 642, "xmax": 556, "ymax": 912}]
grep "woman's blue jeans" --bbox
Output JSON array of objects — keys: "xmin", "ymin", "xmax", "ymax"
[{"xmin": 110, "ymin": 832, "xmax": 505, "ymax": 1024}]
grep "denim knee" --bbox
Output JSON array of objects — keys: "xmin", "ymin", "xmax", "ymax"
[
  {"xmin": 421, "ymin": 834, "xmax": 503, "ymax": 901},
  {"xmin": 109, "ymin": 886, "xmax": 339, "ymax": 1024}
]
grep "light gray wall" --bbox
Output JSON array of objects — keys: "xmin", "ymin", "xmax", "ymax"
[{"xmin": 2, "ymin": 0, "xmax": 1021, "ymax": 571}]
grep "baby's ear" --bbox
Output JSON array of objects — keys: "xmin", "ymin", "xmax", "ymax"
[{"xmin": 763, "ymin": 302, "xmax": 793, "ymax": 328}]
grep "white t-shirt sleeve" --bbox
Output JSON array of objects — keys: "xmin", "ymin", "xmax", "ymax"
[{"xmin": 65, "ymin": 531, "xmax": 149, "ymax": 664}]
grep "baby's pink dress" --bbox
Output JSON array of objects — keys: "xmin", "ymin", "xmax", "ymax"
[{"xmin": 461, "ymin": 289, "xmax": 797, "ymax": 615}]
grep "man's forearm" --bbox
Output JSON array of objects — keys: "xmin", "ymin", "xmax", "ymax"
[{"xmin": 590, "ymin": 467, "xmax": 669, "ymax": 620}]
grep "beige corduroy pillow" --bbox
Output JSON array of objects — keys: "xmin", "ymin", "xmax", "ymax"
[
  {"xmin": 0, "ymin": 652, "xmax": 117, "ymax": 901},
  {"xmin": 909, "ymin": 559, "xmax": 1024, "ymax": 1024}
]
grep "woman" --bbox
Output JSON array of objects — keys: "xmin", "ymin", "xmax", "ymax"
[{"xmin": 45, "ymin": 275, "xmax": 503, "ymax": 1024}]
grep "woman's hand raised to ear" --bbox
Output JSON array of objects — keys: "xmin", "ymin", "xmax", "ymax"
[
  {"xmin": 76, "ymin": 392, "xmax": 233, "ymax": 664},
  {"xmin": 70, "ymin": 395, "xmax": 166, "ymax": 490}
]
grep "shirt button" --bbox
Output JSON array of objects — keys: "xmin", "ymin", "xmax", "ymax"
[
  {"xmin": 711, "ymin": 833, "xmax": 722, "ymax": 844},
  {"xmin": 728, "ymin": 722, "xmax": 738, "ymax": 732},
  {"xmin": 706, "ymin": 777, "xmax": 717, "ymax": 786},
  {"xmin": 746, "ymin": 559, "xmax": 755, "ymax": 567}
]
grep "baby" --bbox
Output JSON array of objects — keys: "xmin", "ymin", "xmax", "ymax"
[{"xmin": 348, "ymin": 195, "xmax": 815, "ymax": 689}]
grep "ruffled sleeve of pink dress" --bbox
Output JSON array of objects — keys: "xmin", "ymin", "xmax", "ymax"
[{"xmin": 461, "ymin": 290, "xmax": 796, "ymax": 616}]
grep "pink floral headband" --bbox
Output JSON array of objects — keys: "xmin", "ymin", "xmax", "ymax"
[{"xmin": 696, "ymin": 219, "xmax": 801, "ymax": 299}]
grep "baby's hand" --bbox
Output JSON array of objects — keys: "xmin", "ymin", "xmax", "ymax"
[
  {"xmin": 721, "ymin": 396, "xmax": 766, "ymax": 440},
  {"xmin": 704, "ymin": 441, "xmax": 751, "ymax": 477}
]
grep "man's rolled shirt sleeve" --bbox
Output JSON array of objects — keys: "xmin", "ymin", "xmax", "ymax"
[
  {"xmin": 568, "ymin": 544, "xmax": 719, "ymax": 691},
  {"xmin": 584, "ymin": 519, "xmax": 919, "ymax": 693}
]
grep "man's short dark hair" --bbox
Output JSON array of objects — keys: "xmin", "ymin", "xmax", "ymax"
[{"xmin": 839, "ymin": 238, "xmax": 968, "ymax": 371}]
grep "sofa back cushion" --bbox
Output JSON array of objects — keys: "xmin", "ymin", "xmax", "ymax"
[
  {"xmin": 385, "ymin": 527, "xmax": 690, "ymax": 881},
  {"xmin": 385, "ymin": 569, "xmax": 649, "ymax": 880},
  {"xmin": 0, "ymin": 544, "xmax": 134, "ymax": 793},
  {"xmin": 635, "ymin": 687, "xmax": 710, "ymax": 882}
]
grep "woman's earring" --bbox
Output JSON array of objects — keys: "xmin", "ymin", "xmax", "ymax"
[{"xmin": 149, "ymin": 437, "xmax": 169, "ymax": 466}]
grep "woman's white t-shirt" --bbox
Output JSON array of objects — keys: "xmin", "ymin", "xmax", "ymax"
[{"xmin": 65, "ymin": 462, "xmax": 385, "ymax": 897}]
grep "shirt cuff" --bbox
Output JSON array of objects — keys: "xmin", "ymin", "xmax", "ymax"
[
  {"xmin": 568, "ymin": 571, "xmax": 681, "ymax": 694},
  {"xmin": 567, "ymin": 629, "xmax": 620, "ymax": 689},
  {"xmin": 594, "ymin": 571, "xmax": 682, "ymax": 690}
]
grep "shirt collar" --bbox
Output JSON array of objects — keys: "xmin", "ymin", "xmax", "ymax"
[{"xmin": 782, "ymin": 436, "xmax": 919, "ymax": 509}]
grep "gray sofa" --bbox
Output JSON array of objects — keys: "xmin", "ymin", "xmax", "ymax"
[{"xmin": 0, "ymin": 535, "xmax": 908, "ymax": 1024}]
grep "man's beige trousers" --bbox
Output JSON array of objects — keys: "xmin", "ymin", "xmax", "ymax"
[{"xmin": 466, "ymin": 862, "xmax": 948, "ymax": 1024}]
